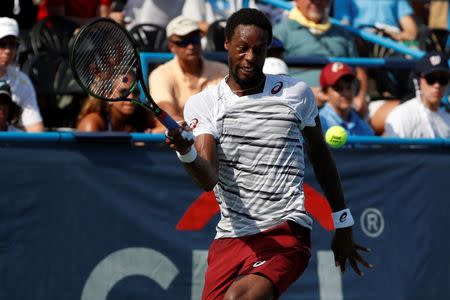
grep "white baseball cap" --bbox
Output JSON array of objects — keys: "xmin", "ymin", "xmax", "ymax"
[
  {"xmin": 263, "ymin": 57, "xmax": 289, "ymax": 75},
  {"xmin": 0, "ymin": 17, "xmax": 19, "ymax": 40},
  {"xmin": 166, "ymin": 16, "xmax": 200, "ymax": 38}
]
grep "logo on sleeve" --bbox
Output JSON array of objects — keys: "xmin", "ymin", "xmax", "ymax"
[
  {"xmin": 189, "ymin": 118, "xmax": 199, "ymax": 129},
  {"xmin": 271, "ymin": 81, "xmax": 283, "ymax": 94}
]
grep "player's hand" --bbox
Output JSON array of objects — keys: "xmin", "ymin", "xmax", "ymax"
[
  {"xmin": 165, "ymin": 121, "xmax": 195, "ymax": 154},
  {"xmin": 331, "ymin": 227, "xmax": 373, "ymax": 276}
]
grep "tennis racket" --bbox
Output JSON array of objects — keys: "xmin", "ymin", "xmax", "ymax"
[{"xmin": 69, "ymin": 17, "xmax": 180, "ymax": 130}]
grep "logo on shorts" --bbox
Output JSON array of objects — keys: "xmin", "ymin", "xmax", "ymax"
[
  {"xmin": 271, "ymin": 81, "xmax": 283, "ymax": 94},
  {"xmin": 253, "ymin": 260, "xmax": 266, "ymax": 268}
]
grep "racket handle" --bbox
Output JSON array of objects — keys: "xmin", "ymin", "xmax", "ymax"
[{"xmin": 157, "ymin": 110, "xmax": 181, "ymax": 130}]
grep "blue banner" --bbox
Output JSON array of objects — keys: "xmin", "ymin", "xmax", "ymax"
[{"xmin": 1, "ymin": 141, "xmax": 449, "ymax": 299}]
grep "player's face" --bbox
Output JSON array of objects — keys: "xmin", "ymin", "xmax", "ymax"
[
  {"xmin": 295, "ymin": 0, "xmax": 328, "ymax": 23},
  {"xmin": 225, "ymin": 24, "xmax": 268, "ymax": 87},
  {"xmin": 325, "ymin": 76, "xmax": 357, "ymax": 114},
  {"xmin": 419, "ymin": 71, "xmax": 449, "ymax": 111}
]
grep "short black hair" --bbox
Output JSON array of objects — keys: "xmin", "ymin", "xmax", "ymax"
[{"xmin": 225, "ymin": 8, "xmax": 272, "ymax": 46}]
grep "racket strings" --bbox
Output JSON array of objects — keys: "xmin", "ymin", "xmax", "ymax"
[{"xmin": 73, "ymin": 22, "xmax": 138, "ymax": 100}]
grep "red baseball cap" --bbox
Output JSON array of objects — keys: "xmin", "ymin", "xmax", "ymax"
[{"xmin": 319, "ymin": 62, "xmax": 355, "ymax": 88}]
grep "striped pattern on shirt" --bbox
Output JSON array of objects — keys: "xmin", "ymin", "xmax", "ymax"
[{"xmin": 184, "ymin": 74, "xmax": 318, "ymax": 238}]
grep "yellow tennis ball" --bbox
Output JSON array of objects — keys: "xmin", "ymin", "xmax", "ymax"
[{"xmin": 325, "ymin": 126, "xmax": 347, "ymax": 148}]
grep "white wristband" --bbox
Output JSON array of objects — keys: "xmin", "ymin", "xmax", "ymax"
[
  {"xmin": 176, "ymin": 147, "xmax": 197, "ymax": 163},
  {"xmin": 332, "ymin": 208, "xmax": 354, "ymax": 229}
]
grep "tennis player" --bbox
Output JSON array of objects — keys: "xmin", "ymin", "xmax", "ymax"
[{"xmin": 166, "ymin": 8, "xmax": 373, "ymax": 300}]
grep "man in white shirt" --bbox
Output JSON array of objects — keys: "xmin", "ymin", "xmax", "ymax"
[
  {"xmin": 385, "ymin": 51, "xmax": 450, "ymax": 138},
  {"xmin": 0, "ymin": 17, "xmax": 44, "ymax": 132},
  {"xmin": 166, "ymin": 8, "xmax": 372, "ymax": 300}
]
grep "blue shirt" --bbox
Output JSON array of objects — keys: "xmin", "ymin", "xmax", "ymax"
[
  {"xmin": 319, "ymin": 103, "xmax": 375, "ymax": 136},
  {"xmin": 273, "ymin": 20, "xmax": 357, "ymax": 87},
  {"xmin": 333, "ymin": 0, "xmax": 413, "ymax": 29}
]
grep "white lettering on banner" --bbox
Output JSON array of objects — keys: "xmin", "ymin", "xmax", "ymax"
[
  {"xmin": 81, "ymin": 248, "xmax": 345, "ymax": 299},
  {"xmin": 80, "ymin": 247, "xmax": 179, "ymax": 300},
  {"xmin": 191, "ymin": 250, "xmax": 208, "ymax": 300},
  {"xmin": 317, "ymin": 251, "xmax": 343, "ymax": 300},
  {"xmin": 360, "ymin": 208, "xmax": 384, "ymax": 238}
]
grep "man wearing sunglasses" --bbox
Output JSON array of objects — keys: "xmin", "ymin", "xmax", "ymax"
[
  {"xmin": 319, "ymin": 62, "xmax": 374, "ymax": 136},
  {"xmin": 0, "ymin": 17, "xmax": 44, "ymax": 132},
  {"xmin": 149, "ymin": 15, "xmax": 228, "ymax": 133},
  {"xmin": 385, "ymin": 51, "xmax": 450, "ymax": 138}
]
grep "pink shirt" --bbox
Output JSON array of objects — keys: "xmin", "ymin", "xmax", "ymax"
[{"xmin": 149, "ymin": 57, "xmax": 228, "ymax": 113}]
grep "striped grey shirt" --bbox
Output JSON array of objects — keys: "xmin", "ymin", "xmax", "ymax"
[{"xmin": 184, "ymin": 74, "xmax": 318, "ymax": 238}]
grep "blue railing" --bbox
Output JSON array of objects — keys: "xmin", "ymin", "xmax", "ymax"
[
  {"xmin": 0, "ymin": 132, "xmax": 449, "ymax": 146},
  {"xmin": 257, "ymin": 0, "xmax": 426, "ymax": 59}
]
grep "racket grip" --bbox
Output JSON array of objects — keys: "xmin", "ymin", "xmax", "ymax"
[{"xmin": 157, "ymin": 111, "xmax": 181, "ymax": 130}]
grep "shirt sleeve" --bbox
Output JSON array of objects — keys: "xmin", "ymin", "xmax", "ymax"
[
  {"xmin": 384, "ymin": 107, "xmax": 405, "ymax": 137},
  {"xmin": 293, "ymin": 83, "xmax": 319, "ymax": 130},
  {"xmin": 15, "ymin": 74, "xmax": 43, "ymax": 126},
  {"xmin": 397, "ymin": 0, "xmax": 413, "ymax": 19},
  {"xmin": 184, "ymin": 91, "xmax": 219, "ymax": 138}
]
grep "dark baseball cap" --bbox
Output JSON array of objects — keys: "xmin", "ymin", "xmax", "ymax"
[{"xmin": 416, "ymin": 51, "xmax": 450, "ymax": 76}]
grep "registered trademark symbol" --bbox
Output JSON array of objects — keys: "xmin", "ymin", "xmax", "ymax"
[{"xmin": 360, "ymin": 208, "xmax": 384, "ymax": 238}]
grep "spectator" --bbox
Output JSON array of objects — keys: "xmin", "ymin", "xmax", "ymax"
[
  {"xmin": 0, "ymin": 80, "xmax": 22, "ymax": 131},
  {"xmin": 274, "ymin": 0, "xmax": 369, "ymax": 118},
  {"xmin": 0, "ymin": 17, "xmax": 44, "ymax": 132},
  {"xmin": 182, "ymin": 0, "xmax": 257, "ymax": 36},
  {"xmin": 319, "ymin": 62, "xmax": 374, "ymax": 135},
  {"xmin": 122, "ymin": 0, "xmax": 186, "ymax": 29},
  {"xmin": 263, "ymin": 37, "xmax": 289, "ymax": 75},
  {"xmin": 149, "ymin": 16, "xmax": 228, "ymax": 133},
  {"xmin": 77, "ymin": 72, "xmax": 154, "ymax": 132},
  {"xmin": 385, "ymin": 51, "xmax": 450, "ymax": 138},
  {"xmin": 333, "ymin": 0, "xmax": 418, "ymax": 42},
  {"xmin": 44, "ymin": 0, "xmax": 111, "ymax": 25}
]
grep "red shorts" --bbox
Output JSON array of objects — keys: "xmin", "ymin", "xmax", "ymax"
[{"xmin": 201, "ymin": 221, "xmax": 311, "ymax": 300}]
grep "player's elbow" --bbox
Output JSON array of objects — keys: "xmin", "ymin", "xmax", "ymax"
[
  {"xmin": 200, "ymin": 179, "xmax": 218, "ymax": 191},
  {"xmin": 194, "ymin": 175, "xmax": 218, "ymax": 191}
]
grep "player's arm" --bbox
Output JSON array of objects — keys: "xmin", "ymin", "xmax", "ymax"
[
  {"xmin": 302, "ymin": 116, "xmax": 347, "ymax": 211},
  {"xmin": 166, "ymin": 125, "xmax": 219, "ymax": 191},
  {"xmin": 302, "ymin": 116, "xmax": 373, "ymax": 275}
]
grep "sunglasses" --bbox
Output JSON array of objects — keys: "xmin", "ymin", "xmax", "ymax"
[
  {"xmin": 331, "ymin": 78, "xmax": 360, "ymax": 95},
  {"xmin": 119, "ymin": 88, "xmax": 140, "ymax": 98},
  {"xmin": 170, "ymin": 35, "xmax": 201, "ymax": 48},
  {"xmin": 0, "ymin": 40, "xmax": 19, "ymax": 49},
  {"xmin": 424, "ymin": 74, "xmax": 449, "ymax": 86}
]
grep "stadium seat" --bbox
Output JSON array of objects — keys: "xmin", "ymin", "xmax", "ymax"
[
  {"xmin": 22, "ymin": 53, "xmax": 86, "ymax": 129},
  {"xmin": 355, "ymin": 24, "xmax": 415, "ymax": 100},
  {"xmin": 29, "ymin": 16, "xmax": 78, "ymax": 56},
  {"xmin": 129, "ymin": 23, "xmax": 167, "ymax": 52},
  {"xmin": 205, "ymin": 19, "xmax": 227, "ymax": 52},
  {"xmin": 419, "ymin": 28, "xmax": 449, "ymax": 57}
]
